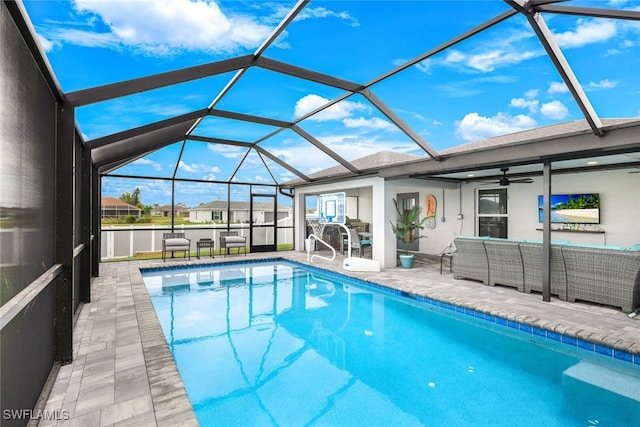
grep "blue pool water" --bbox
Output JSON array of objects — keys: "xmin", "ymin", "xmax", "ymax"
[{"xmin": 142, "ymin": 260, "xmax": 640, "ymax": 426}]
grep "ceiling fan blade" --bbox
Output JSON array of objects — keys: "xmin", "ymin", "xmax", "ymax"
[{"xmin": 510, "ymin": 178, "xmax": 534, "ymax": 183}]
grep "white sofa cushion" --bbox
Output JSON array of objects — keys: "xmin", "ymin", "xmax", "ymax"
[
  {"xmin": 165, "ymin": 238, "xmax": 190, "ymax": 246},
  {"xmin": 224, "ymin": 236, "xmax": 246, "ymax": 244}
]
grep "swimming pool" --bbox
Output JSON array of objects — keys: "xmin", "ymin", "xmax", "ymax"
[{"xmin": 142, "ymin": 259, "xmax": 640, "ymax": 426}]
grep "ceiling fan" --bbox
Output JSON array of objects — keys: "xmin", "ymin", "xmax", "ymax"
[{"xmin": 481, "ymin": 168, "xmax": 534, "ymax": 186}]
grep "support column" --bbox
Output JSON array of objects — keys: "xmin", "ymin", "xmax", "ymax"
[
  {"xmin": 91, "ymin": 166, "xmax": 100, "ymax": 277},
  {"xmin": 80, "ymin": 137, "xmax": 91, "ymax": 302},
  {"xmin": 55, "ymin": 103, "xmax": 74, "ymax": 363},
  {"xmin": 293, "ymin": 190, "xmax": 306, "ymax": 251},
  {"xmin": 542, "ymin": 161, "xmax": 552, "ymax": 302},
  {"xmin": 374, "ymin": 179, "xmax": 397, "ymax": 269}
]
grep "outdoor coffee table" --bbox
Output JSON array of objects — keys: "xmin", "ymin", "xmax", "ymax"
[{"xmin": 197, "ymin": 239, "xmax": 215, "ymax": 259}]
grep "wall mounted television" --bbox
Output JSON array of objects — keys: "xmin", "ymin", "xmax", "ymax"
[{"xmin": 537, "ymin": 193, "xmax": 600, "ymax": 224}]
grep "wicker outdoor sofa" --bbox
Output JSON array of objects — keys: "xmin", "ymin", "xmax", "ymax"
[
  {"xmin": 562, "ymin": 245, "xmax": 640, "ymax": 314},
  {"xmin": 483, "ymin": 239, "xmax": 525, "ymax": 291},
  {"xmin": 452, "ymin": 236, "xmax": 640, "ymax": 313},
  {"xmin": 451, "ymin": 236, "xmax": 489, "ymax": 285},
  {"xmin": 519, "ymin": 242, "xmax": 567, "ymax": 300}
]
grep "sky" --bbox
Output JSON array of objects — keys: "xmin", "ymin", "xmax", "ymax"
[{"xmin": 22, "ymin": 0, "xmax": 640, "ymax": 207}]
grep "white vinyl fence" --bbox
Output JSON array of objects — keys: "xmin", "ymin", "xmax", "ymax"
[{"xmin": 100, "ymin": 218, "xmax": 293, "ymax": 260}]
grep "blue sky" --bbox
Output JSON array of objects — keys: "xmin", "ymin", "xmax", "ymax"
[{"xmin": 23, "ymin": 0, "xmax": 640, "ymax": 207}]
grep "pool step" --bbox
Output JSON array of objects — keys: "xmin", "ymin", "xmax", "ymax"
[{"xmin": 562, "ymin": 361, "xmax": 640, "ymax": 402}]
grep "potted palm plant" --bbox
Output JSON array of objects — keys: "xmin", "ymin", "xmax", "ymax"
[{"xmin": 390, "ymin": 198, "xmax": 429, "ymax": 268}]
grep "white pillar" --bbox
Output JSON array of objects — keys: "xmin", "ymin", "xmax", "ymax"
[
  {"xmin": 372, "ymin": 179, "xmax": 397, "ymax": 268},
  {"xmin": 293, "ymin": 192, "xmax": 306, "ymax": 251}
]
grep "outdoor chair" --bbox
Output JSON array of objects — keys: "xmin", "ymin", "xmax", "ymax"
[
  {"xmin": 346, "ymin": 228, "xmax": 371, "ymax": 257},
  {"xmin": 219, "ymin": 231, "xmax": 247, "ymax": 256},
  {"xmin": 561, "ymin": 245, "xmax": 640, "ymax": 313},
  {"xmin": 519, "ymin": 242, "xmax": 567, "ymax": 300},
  {"xmin": 452, "ymin": 237, "xmax": 490, "ymax": 284},
  {"xmin": 483, "ymin": 239, "xmax": 525, "ymax": 291},
  {"xmin": 162, "ymin": 232, "xmax": 191, "ymax": 261}
]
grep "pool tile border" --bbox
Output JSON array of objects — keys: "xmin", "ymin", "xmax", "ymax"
[{"xmin": 142, "ymin": 257, "xmax": 640, "ymax": 367}]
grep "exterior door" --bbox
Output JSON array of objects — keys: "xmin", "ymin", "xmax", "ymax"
[
  {"xmin": 250, "ymin": 194, "xmax": 276, "ymax": 252},
  {"xmin": 396, "ymin": 192, "xmax": 420, "ymax": 252}
]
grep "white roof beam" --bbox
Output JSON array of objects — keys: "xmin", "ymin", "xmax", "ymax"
[
  {"xmin": 92, "ymin": 122, "xmax": 194, "ymax": 167},
  {"xmin": 360, "ymin": 89, "xmax": 441, "ymax": 160},
  {"xmin": 367, "ymin": 9, "xmax": 518, "ymax": 86},
  {"xmin": 66, "ymin": 56, "xmax": 255, "ymax": 106},
  {"xmin": 188, "ymin": 0, "xmax": 310, "ymax": 135},
  {"xmin": 186, "ymin": 135, "xmax": 311, "ymax": 182},
  {"xmin": 209, "ymin": 109, "xmax": 292, "ymax": 128},
  {"xmin": 292, "ymin": 125, "xmax": 359, "ymax": 174},
  {"xmin": 86, "ymin": 109, "xmax": 207, "ymax": 149},
  {"xmin": 506, "ymin": 0, "xmax": 604, "ymax": 135},
  {"xmin": 253, "ymin": 146, "xmax": 312, "ymax": 182},
  {"xmin": 535, "ymin": 4, "xmax": 640, "ymax": 21},
  {"xmin": 257, "ymin": 57, "xmax": 363, "ymax": 92},
  {"xmin": 254, "ymin": 0, "xmax": 310, "ymax": 57}
]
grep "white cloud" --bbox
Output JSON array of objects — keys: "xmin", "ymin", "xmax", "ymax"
[
  {"xmin": 588, "ymin": 79, "xmax": 617, "ymax": 89},
  {"xmin": 466, "ymin": 50, "xmax": 539, "ymax": 72},
  {"xmin": 548, "ymin": 81, "xmax": 569, "ymax": 94},
  {"xmin": 553, "ymin": 19, "xmax": 617, "ymax": 49},
  {"xmin": 65, "ymin": 0, "xmax": 272, "ymax": 55},
  {"xmin": 132, "ymin": 158, "xmax": 163, "ymax": 171},
  {"xmin": 40, "ymin": 1, "xmax": 358, "ymax": 55},
  {"xmin": 267, "ymin": 142, "xmax": 335, "ymax": 174},
  {"xmin": 441, "ymin": 32, "xmax": 541, "ymax": 72},
  {"xmin": 296, "ymin": 6, "xmax": 359, "ymax": 27},
  {"xmin": 268, "ymin": 133, "xmax": 419, "ymax": 174},
  {"xmin": 455, "ymin": 112, "xmax": 537, "ymax": 141},
  {"xmin": 342, "ymin": 116, "xmax": 396, "ymax": 132},
  {"xmin": 36, "ymin": 34, "xmax": 58, "ymax": 52},
  {"xmin": 322, "ymin": 134, "xmax": 420, "ymax": 159},
  {"xmin": 202, "ymin": 173, "xmax": 218, "ymax": 181},
  {"xmin": 415, "ymin": 59, "xmax": 430, "ymax": 74},
  {"xmin": 294, "ymin": 94, "xmax": 366, "ymax": 121},
  {"xmin": 510, "ymin": 97, "xmax": 539, "ymax": 114},
  {"xmin": 540, "ymin": 100, "xmax": 569, "ymax": 120},
  {"xmin": 207, "ymin": 144, "xmax": 246, "ymax": 159},
  {"xmin": 43, "ymin": 27, "xmax": 121, "ymax": 49},
  {"xmin": 178, "ymin": 160, "xmax": 221, "ymax": 175},
  {"xmin": 445, "ymin": 50, "xmax": 466, "ymax": 64}
]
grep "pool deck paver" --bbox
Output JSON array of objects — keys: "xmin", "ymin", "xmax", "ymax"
[{"xmin": 34, "ymin": 251, "xmax": 640, "ymax": 426}]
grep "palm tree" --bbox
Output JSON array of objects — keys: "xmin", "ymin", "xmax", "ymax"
[{"xmin": 390, "ymin": 198, "xmax": 428, "ymax": 256}]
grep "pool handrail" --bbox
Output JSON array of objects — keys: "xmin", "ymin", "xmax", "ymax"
[{"xmin": 307, "ymin": 233, "xmax": 336, "ymax": 263}]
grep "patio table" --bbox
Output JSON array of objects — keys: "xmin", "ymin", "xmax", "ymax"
[{"xmin": 196, "ymin": 239, "xmax": 215, "ymax": 259}]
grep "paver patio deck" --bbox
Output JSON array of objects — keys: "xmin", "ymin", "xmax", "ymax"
[{"xmin": 34, "ymin": 251, "xmax": 640, "ymax": 426}]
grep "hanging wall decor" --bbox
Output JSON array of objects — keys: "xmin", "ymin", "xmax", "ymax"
[{"xmin": 426, "ymin": 194, "xmax": 437, "ymax": 229}]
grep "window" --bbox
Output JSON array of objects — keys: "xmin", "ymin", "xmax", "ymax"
[
  {"xmin": 212, "ymin": 211, "xmax": 222, "ymax": 222},
  {"xmin": 477, "ymin": 189, "xmax": 508, "ymax": 238}
]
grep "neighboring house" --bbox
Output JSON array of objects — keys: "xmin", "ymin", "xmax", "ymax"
[
  {"xmin": 151, "ymin": 204, "xmax": 189, "ymax": 218},
  {"xmin": 101, "ymin": 197, "xmax": 141, "ymax": 218},
  {"xmin": 189, "ymin": 200, "xmax": 292, "ymax": 224}
]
